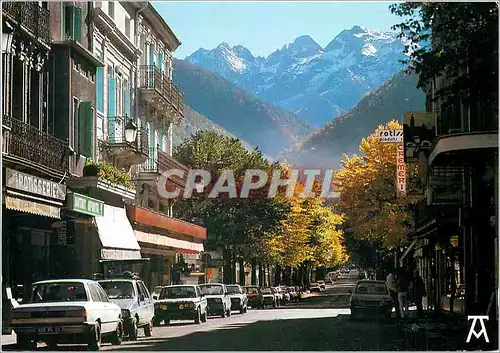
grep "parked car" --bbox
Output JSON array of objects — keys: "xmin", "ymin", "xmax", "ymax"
[
  {"xmin": 280, "ymin": 286, "xmax": 292, "ymax": 303},
  {"xmin": 288, "ymin": 286, "xmax": 298, "ymax": 302},
  {"xmin": 151, "ymin": 286, "xmax": 164, "ymax": 301},
  {"xmin": 226, "ymin": 284, "xmax": 248, "ymax": 314},
  {"xmin": 273, "ymin": 287, "xmax": 284, "ymax": 305},
  {"xmin": 10, "ymin": 279, "xmax": 122, "ymax": 351},
  {"xmin": 260, "ymin": 287, "xmax": 278, "ymax": 308},
  {"xmin": 310, "ymin": 282, "xmax": 321, "ymax": 292},
  {"xmin": 153, "ymin": 285, "xmax": 208, "ymax": 325},
  {"xmin": 244, "ymin": 286, "xmax": 263, "ymax": 309},
  {"xmin": 349, "ymin": 280, "xmax": 393, "ymax": 320},
  {"xmin": 199, "ymin": 283, "xmax": 232, "ymax": 317},
  {"xmin": 318, "ymin": 280, "xmax": 326, "ymax": 291},
  {"xmin": 99, "ymin": 277, "xmax": 154, "ymax": 340}
]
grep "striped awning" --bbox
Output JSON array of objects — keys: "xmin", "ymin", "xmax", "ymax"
[{"xmin": 5, "ymin": 195, "xmax": 61, "ymax": 218}]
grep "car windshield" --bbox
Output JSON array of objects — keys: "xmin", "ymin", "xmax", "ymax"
[
  {"xmin": 99, "ymin": 281, "xmax": 135, "ymax": 299},
  {"xmin": 245, "ymin": 287, "xmax": 259, "ymax": 294},
  {"xmin": 160, "ymin": 286, "xmax": 197, "ymax": 299},
  {"xmin": 261, "ymin": 288, "xmax": 273, "ymax": 294},
  {"xmin": 199, "ymin": 285, "xmax": 224, "ymax": 295},
  {"xmin": 355, "ymin": 282, "xmax": 388, "ymax": 295},
  {"xmin": 31, "ymin": 282, "xmax": 87, "ymax": 303},
  {"xmin": 226, "ymin": 285, "xmax": 241, "ymax": 294}
]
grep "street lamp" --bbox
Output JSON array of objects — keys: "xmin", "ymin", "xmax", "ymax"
[{"xmin": 124, "ymin": 119, "xmax": 138, "ymax": 143}]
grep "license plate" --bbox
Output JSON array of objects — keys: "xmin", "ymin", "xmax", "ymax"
[{"xmin": 36, "ymin": 327, "xmax": 62, "ymax": 334}]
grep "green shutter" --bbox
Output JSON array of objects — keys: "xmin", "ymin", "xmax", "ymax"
[
  {"xmin": 63, "ymin": 5, "xmax": 75, "ymax": 40},
  {"xmin": 157, "ymin": 51, "xmax": 163, "ymax": 71},
  {"xmin": 79, "ymin": 102, "xmax": 94, "ymax": 157},
  {"xmin": 158, "ymin": 127, "xmax": 163, "ymax": 151},
  {"xmin": 123, "ymin": 86, "xmax": 131, "ymax": 117},
  {"xmin": 73, "ymin": 7, "xmax": 82, "ymax": 43},
  {"xmin": 108, "ymin": 75, "xmax": 116, "ymax": 141},
  {"xmin": 96, "ymin": 67, "xmax": 104, "ymax": 111},
  {"xmin": 149, "ymin": 47, "xmax": 155, "ymax": 66}
]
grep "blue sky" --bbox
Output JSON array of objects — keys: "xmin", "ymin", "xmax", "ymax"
[{"xmin": 153, "ymin": 1, "xmax": 403, "ymax": 59}]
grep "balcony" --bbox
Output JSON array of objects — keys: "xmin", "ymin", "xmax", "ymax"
[
  {"xmin": 139, "ymin": 147, "xmax": 188, "ymax": 190},
  {"xmin": 2, "ymin": 115, "xmax": 69, "ymax": 175},
  {"xmin": 2, "ymin": 2, "xmax": 51, "ymax": 46},
  {"xmin": 101, "ymin": 116, "xmax": 149, "ymax": 167},
  {"xmin": 138, "ymin": 65, "xmax": 184, "ymax": 119}
]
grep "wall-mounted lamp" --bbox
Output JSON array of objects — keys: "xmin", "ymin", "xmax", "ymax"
[{"xmin": 124, "ymin": 119, "xmax": 138, "ymax": 143}]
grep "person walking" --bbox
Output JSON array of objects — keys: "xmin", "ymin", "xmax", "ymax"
[
  {"xmin": 386, "ymin": 271, "xmax": 400, "ymax": 319},
  {"xmin": 413, "ymin": 270, "xmax": 426, "ymax": 318},
  {"xmin": 397, "ymin": 269, "xmax": 409, "ymax": 319}
]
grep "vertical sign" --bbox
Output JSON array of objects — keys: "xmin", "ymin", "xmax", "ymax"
[{"xmin": 396, "ymin": 143, "xmax": 406, "ymax": 197}]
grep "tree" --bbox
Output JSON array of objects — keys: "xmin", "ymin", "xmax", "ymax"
[
  {"xmin": 390, "ymin": 2, "xmax": 498, "ymax": 113},
  {"xmin": 335, "ymin": 120, "xmax": 419, "ymax": 249}
]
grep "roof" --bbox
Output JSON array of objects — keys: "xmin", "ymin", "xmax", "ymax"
[
  {"xmin": 356, "ymin": 280, "xmax": 387, "ymax": 284},
  {"xmin": 199, "ymin": 283, "xmax": 224, "ymax": 286},
  {"xmin": 32, "ymin": 279, "xmax": 96, "ymax": 285},
  {"xmin": 164, "ymin": 284, "xmax": 198, "ymax": 288}
]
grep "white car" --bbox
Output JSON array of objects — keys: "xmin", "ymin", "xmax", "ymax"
[
  {"xmin": 10, "ymin": 279, "xmax": 123, "ymax": 351},
  {"xmin": 226, "ymin": 284, "xmax": 248, "ymax": 314},
  {"xmin": 199, "ymin": 283, "xmax": 232, "ymax": 317},
  {"xmin": 318, "ymin": 280, "xmax": 326, "ymax": 291},
  {"xmin": 273, "ymin": 286, "xmax": 284, "ymax": 304},
  {"xmin": 260, "ymin": 287, "xmax": 278, "ymax": 308},
  {"xmin": 310, "ymin": 282, "xmax": 321, "ymax": 292},
  {"xmin": 349, "ymin": 280, "xmax": 393, "ymax": 320}
]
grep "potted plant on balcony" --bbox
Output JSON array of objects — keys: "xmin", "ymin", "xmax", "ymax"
[{"xmin": 83, "ymin": 160, "xmax": 135, "ymax": 189}]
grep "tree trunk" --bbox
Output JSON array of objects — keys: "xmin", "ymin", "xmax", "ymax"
[
  {"xmin": 223, "ymin": 249, "xmax": 231, "ymax": 284},
  {"xmin": 251, "ymin": 258, "xmax": 257, "ymax": 285},
  {"xmin": 274, "ymin": 265, "xmax": 281, "ymax": 285},
  {"xmin": 267, "ymin": 265, "xmax": 272, "ymax": 286},
  {"xmin": 258, "ymin": 263, "xmax": 264, "ymax": 287},
  {"xmin": 239, "ymin": 258, "xmax": 245, "ymax": 285}
]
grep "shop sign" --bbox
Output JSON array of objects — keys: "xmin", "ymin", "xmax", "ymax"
[
  {"xmin": 68, "ymin": 192, "xmax": 104, "ymax": 217},
  {"xmin": 396, "ymin": 143, "xmax": 406, "ymax": 197},
  {"xmin": 378, "ymin": 129, "xmax": 403, "ymax": 143},
  {"xmin": 5, "ymin": 196, "xmax": 60, "ymax": 218},
  {"xmin": 5, "ymin": 168, "xmax": 66, "ymax": 200}
]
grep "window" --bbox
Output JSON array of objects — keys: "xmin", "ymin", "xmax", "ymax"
[
  {"xmin": 138, "ymin": 282, "xmax": 150, "ymax": 299},
  {"xmin": 355, "ymin": 282, "xmax": 388, "ymax": 295},
  {"xmin": 96, "ymin": 285, "xmax": 110, "ymax": 302},
  {"xmin": 72, "ymin": 97, "xmax": 79, "ymax": 149},
  {"xmin": 125, "ymin": 17, "xmax": 131, "ymax": 38},
  {"xmin": 108, "ymin": 1, "xmax": 115, "ymax": 19},
  {"xmin": 100, "ymin": 281, "xmax": 134, "ymax": 299},
  {"xmin": 31, "ymin": 282, "xmax": 87, "ymax": 303},
  {"xmin": 78, "ymin": 101, "xmax": 94, "ymax": 158},
  {"xmin": 97, "ymin": 112, "xmax": 104, "ymax": 140},
  {"xmin": 88, "ymin": 284, "xmax": 101, "ymax": 302},
  {"xmin": 63, "ymin": 5, "xmax": 82, "ymax": 42}
]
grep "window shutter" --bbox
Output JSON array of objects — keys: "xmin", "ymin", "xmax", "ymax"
[
  {"xmin": 123, "ymin": 85, "xmax": 131, "ymax": 117},
  {"xmin": 149, "ymin": 46, "xmax": 155, "ymax": 66},
  {"xmin": 107, "ymin": 75, "xmax": 116, "ymax": 141},
  {"xmin": 64, "ymin": 5, "xmax": 75, "ymax": 39},
  {"xmin": 96, "ymin": 67, "xmax": 104, "ymax": 112},
  {"xmin": 157, "ymin": 51, "xmax": 163, "ymax": 71},
  {"xmin": 78, "ymin": 102, "xmax": 94, "ymax": 157},
  {"xmin": 158, "ymin": 127, "xmax": 163, "ymax": 151},
  {"xmin": 73, "ymin": 7, "xmax": 82, "ymax": 43}
]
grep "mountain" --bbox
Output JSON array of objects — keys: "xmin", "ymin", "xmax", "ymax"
[
  {"xmin": 185, "ymin": 26, "xmax": 410, "ymax": 127},
  {"xmin": 282, "ymin": 71, "xmax": 426, "ymax": 169},
  {"xmin": 172, "ymin": 105, "xmax": 256, "ymax": 152},
  {"xmin": 172, "ymin": 59, "xmax": 314, "ymax": 157}
]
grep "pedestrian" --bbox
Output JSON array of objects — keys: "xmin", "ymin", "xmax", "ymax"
[
  {"xmin": 412, "ymin": 270, "xmax": 426, "ymax": 317},
  {"xmin": 397, "ymin": 269, "xmax": 409, "ymax": 319},
  {"xmin": 386, "ymin": 271, "xmax": 400, "ymax": 319}
]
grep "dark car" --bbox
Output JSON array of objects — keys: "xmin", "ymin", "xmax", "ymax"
[
  {"xmin": 244, "ymin": 286, "xmax": 263, "ymax": 309},
  {"xmin": 153, "ymin": 285, "xmax": 208, "ymax": 325}
]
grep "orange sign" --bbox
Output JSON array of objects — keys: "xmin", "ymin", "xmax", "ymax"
[
  {"xmin": 207, "ymin": 268, "xmax": 213, "ymax": 277},
  {"xmin": 396, "ymin": 143, "xmax": 406, "ymax": 198}
]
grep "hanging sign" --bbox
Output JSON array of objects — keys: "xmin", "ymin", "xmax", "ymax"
[{"xmin": 396, "ymin": 142, "xmax": 406, "ymax": 197}]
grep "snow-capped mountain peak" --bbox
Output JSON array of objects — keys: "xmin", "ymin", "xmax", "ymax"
[{"xmin": 184, "ymin": 25, "xmax": 408, "ymax": 127}]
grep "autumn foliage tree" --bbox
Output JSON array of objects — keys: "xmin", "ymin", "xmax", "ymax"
[{"xmin": 335, "ymin": 121, "xmax": 420, "ymax": 256}]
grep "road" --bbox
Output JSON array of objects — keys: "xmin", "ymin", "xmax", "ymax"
[{"xmin": 2, "ymin": 270, "xmax": 469, "ymax": 351}]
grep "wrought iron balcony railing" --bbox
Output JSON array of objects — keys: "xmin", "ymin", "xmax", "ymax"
[
  {"xmin": 140, "ymin": 147, "xmax": 188, "ymax": 187},
  {"xmin": 106, "ymin": 116, "xmax": 149, "ymax": 156},
  {"xmin": 2, "ymin": 2, "xmax": 51, "ymax": 45},
  {"xmin": 139, "ymin": 65, "xmax": 184, "ymax": 113},
  {"xmin": 2, "ymin": 115, "xmax": 69, "ymax": 173}
]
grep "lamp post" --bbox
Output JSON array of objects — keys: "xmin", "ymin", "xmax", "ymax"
[{"xmin": 124, "ymin": 119, "xmax": 138, "ymax": 143}]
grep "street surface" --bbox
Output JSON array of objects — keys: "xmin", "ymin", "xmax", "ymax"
[{"xmin": 2, "ymin": 270, "xmax": 472, "ymax": 351}]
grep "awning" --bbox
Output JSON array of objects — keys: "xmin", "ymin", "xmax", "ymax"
[
  {"xmin": 4, "ymin": 194, "xmax": 61, "ymax": 219},
  {"xmin": 135, "ymin": 230, "xmax": 204, "ymax": 254},
  {"xmin": 94, "ymin": 205, "xmax": 141, "ymax": 259}
]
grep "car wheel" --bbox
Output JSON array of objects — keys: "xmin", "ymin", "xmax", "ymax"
[
  {"xmin": 87, "ymin": 321, "xmax": 101, "ymax": 351},
  {"xmin": 110, "ymin": 320, "xmax": 123, "ymax": 345},
  {"xmin": 244, "ymin": 305, "xmax": 248, "ymax": 313},
  {"xmin": 17, "ymin": 335, "xmax": 37, "ymax": 350},
  {"xmin": 144, "ymin": 319, "xmax": 153, "ymax": 337},
  {"xmin": 201, "ymin": 308, "xmax": 208, "ymax": 322},
  {"xmin": 226, "ymin": 308, "xmax": 232, "ymax": 317},
  {"xmin": 239, "ymin": 305, "xmax": 245, "ymax": 314},
  {"xmin": 195, "ymin": 308, "xmax": 201, "ymax": 324},
  {"xmin": 221, "ymin": 307, "xmax": 226, "ymax": 318},
  {"xmin": 129, "ymin": 317, "xmax": 139, "ymax": 341}
]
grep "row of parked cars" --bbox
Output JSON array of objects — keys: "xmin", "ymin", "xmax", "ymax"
[{"xmin": 9, "ymin": 276, "xmax": 303, "ymax": 351}]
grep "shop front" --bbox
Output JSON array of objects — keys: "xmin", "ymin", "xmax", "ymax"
[
  {"xmin": 125, "ymin": 205, "xmax": 206, "ymax": 291},
  {"xmin": 2, "ymin": 168, "xmax": 67, "ymax": 297}
]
